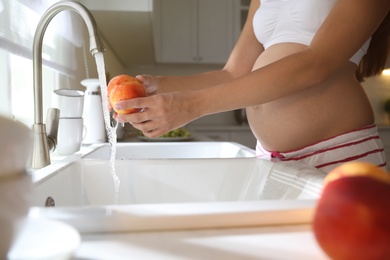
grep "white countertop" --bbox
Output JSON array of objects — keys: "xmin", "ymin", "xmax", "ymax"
[
  {"xmin": 9, "ymin": 215, "xmax": 329, "ymax": 259},
  {"xmin": 75, "ymin": 224, "xmax": 329, "ymax": 260}
]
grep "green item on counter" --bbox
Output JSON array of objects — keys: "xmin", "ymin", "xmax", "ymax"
[{"xmin": 139, "ymin": 127, "xmax": 191, "ymax": 138}]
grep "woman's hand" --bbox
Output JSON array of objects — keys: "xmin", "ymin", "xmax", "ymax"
[
  {"xmin": 113, "ymin": 91, "xmax": 200, "ymax": 138},
  {"xmin": 136, "ymin": 74, "xmax": 159, "ymax": 95}
]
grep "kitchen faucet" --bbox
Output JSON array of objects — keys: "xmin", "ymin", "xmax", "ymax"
[{"xmin": 30, "ymin": 1, "xmax": 105, "ymax": 169}]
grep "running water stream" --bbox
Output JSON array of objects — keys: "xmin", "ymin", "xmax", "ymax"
[{"xmin": 94, "ymin": 52, "xmax": 120, "ymax": 204}]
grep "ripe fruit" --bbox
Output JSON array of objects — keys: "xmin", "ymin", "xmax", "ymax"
[
  {"xmin": 312, "ymin": 162, "xmax": 390, "ymax": 260},
  {"xmin": 107, "ymin": 74, "xmax": 147, "ymax": 114}
]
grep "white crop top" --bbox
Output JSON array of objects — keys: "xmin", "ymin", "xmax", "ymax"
[{"xmin": 253, "ymin": 0, "xmax": 371, "ymax": 65}]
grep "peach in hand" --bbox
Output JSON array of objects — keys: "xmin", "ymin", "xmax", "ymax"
[
  {"xmin": 107, "ymin": 74, "xmax": 147, "ymax": 114},
  {"xmin": 312, "ymin": 162, "xmax": 390, "ymax": 260}
]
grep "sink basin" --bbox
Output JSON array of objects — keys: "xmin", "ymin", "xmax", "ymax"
[
  {"xmin": 30, "ymin": 157, "xmax": 325, "ymax": 233},
  {"xmin": 33, "ymin": 158, "xmax": 324, "ymax": 207},
  {"xmin": 82, "ymin": 142, "xmax": 256, "ymax": 159}
]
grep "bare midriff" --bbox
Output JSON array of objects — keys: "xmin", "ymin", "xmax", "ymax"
[{"xmin": 246, "ymin": 43, "xmax": 374, "ymax": 152}]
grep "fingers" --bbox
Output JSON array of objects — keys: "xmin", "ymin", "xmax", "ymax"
[
  {"xmin": 136, "ymin": 74, "xmax": 158, "ymax": 94},
  {"xmin": 111, "ymin": 92, "xmax": 190, "ymax": 139},
  {"xmin": 114, "ymin": 97, "xmax": 151, "ymax": 125},
  {"xmin": 135, "ymin": 74, "xmax": 146, "ymax": 82},
  {"xmin": 114, "ymin": 97, "xmax": 146, "ymax": 112},
  {"xmin": 113, "ymin": 100, "xmax": 168, "ymax": 138},
  {"xmin": 132, "ymin": 120, "xmax": 163, "ymax": 138},
  {"xmin": 118, "ymin": 112, "xmax": 166, "ymax": 138}
]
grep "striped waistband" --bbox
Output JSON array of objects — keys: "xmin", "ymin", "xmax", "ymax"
[{"xmin": 256, "ymin": 124, "xmax": 387, "ymax": 172}]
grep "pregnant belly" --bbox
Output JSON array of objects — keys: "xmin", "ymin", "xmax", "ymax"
[{"xmin": 247, "ymin": 45, "xmax": 374, "ymax": 151}]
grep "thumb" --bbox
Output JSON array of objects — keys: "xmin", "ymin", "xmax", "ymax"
[{"xmin": 136, "ymin": 74, "xmax": 158, "ymax": 94}]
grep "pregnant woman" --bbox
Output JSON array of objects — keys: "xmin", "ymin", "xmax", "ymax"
[{"xmin": 114, "ymin": 0, "xmax": 390, "ymax": 173}]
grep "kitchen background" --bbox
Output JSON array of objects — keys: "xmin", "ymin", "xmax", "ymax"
[{"xmin": 1, "ymin": 0, "xmax": 389, "ymax": 150}]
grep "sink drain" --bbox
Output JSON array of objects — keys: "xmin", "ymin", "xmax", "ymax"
[{"xmin": 45, "ymin": 196, "xmax": 55, "ymax": 207}]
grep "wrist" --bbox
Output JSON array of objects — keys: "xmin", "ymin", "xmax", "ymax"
[{"xmin": 190, "ymin": 88, "xmax": 214, "ymax": 119}]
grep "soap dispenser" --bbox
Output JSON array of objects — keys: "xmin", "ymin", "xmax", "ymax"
[{"xmin": 81, "ymin": 79, "xmax": 106, "ymax": 143}]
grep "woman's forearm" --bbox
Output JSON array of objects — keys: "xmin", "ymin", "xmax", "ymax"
[
  {"xmin": 155, "ymin": 69, "xmax": 235, "ymax": 93},
  {"xmin": 194, "ymin": 50, "xmax": 323, "ymax": 117}
]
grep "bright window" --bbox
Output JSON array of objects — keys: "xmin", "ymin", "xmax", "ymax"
[{"xmin": 0, "ymin": 0, "xmax": 85, "ymax": 126}]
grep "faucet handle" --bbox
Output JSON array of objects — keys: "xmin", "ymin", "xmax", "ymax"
[{"xmin": 45, "ymin": 108, "xmax": 60, "ymax": 151}]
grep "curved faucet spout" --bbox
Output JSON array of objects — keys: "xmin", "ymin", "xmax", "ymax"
[
  {"xmin": 31, "ymin": 1, "xmax": 105, "ymax": 169},
  {"xmin": 33, "ymin": 0, "xmax": 105, "ymax": 124}
]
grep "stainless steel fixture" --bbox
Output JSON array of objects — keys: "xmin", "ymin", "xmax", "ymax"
[{"xmin": 30, "ymin": 1, "xmax": 105, "ymax": 169}]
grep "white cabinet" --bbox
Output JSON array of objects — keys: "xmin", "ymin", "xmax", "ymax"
[{"xmin": 153, "ymin": 0, "xmax": 236, "ymax": 64}]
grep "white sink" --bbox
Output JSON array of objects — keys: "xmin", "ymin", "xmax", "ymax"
[
  {"xmin": 30, "ymin": 156, "xmax": 325, "ymax": 233},
  {"xmin": 82, "ymin": 142, "xmax": 256, "ymax": 159},
  {"xmin": 33, "ymin": 159, "xmax": 325, "ymax": 206}
]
